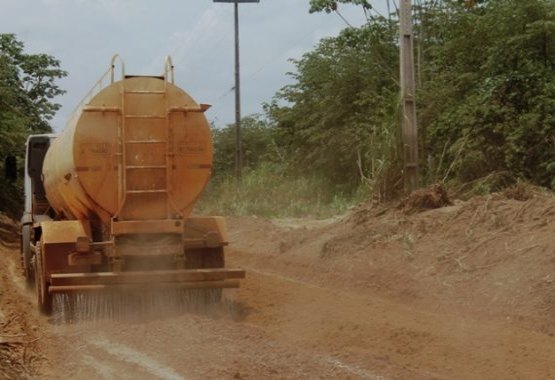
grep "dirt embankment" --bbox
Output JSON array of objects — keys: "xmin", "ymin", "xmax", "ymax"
[
  {"xmin": 0, "ymin": 188, "xmax": 554, "ymax": 379},
  {"xmin": 0, "ymin": 216, "xmax": 43, "ymax": 380},
  {"xmin": 227, "ymin": 188, "xmax": 555, "ymax": 378},
  {"xmin": 231, "ymin": 188, "xmax": 555, "ymax": 333}
]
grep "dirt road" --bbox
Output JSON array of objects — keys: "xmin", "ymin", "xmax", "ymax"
[
  {"xmin": 1, "ymin": 191, "xmax": 554, "ymax": 379},
  {"xmin": 1, "ymin": 243, "xmax": 388, "ymax": 380}
]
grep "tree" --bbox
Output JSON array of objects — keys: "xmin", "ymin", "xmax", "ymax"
[
  {"xmin": 0, "ymin": 34, "xmax": 66, "ymax": 216},
  {"xmin": 0, "ymin": 34, "xmax": 66, "ymax": 156},
  {"xmin": 266, "ymin": 18, "xmax": 401, "ymax": 193},
  {"xmin": 307, "ymin": 0, "xmax": 555, "ymax": 189},
  {"xmin": 309, "ymin": 0, "xmax": 372, "ymax": 14},
  {"xmin": 212, "ymin": 115, "xmax": 279, "ymax": 177},
  {"xmin": 420, "ymin": 0, "xmax": 555, "ymax": 187}
]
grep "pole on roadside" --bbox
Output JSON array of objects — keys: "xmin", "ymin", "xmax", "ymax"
[
  {"xmin": 214, "ymin": 0, "xmax": 259, "ymax": 179},
  {"xmin": 399, "ymin": 0, "xmax": 418, "ymax": 193},
  {"xmin": 233, "ymin": 1, "xmax": 242, "ymax": 179}
]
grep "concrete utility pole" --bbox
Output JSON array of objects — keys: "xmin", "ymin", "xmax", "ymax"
[
  {"xmin": 214, "ymin": 0, "xmax": 259, "ymax": 179},
  {"xmin": 399, "ymin": 0, "xmax": 419, "ymax": 192}
]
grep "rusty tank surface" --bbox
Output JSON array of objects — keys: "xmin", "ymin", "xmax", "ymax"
[{"xmin": 21, "ymin": 56, "xmax": 245, "ymax": 314}]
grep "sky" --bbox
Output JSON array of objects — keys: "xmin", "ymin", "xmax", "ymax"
[{"xmin": 0, "ymin": 0, "xmax": 382, "ymax": 131}]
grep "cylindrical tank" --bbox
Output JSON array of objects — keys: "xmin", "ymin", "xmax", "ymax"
[{"xmin": 43, "ymin": 76, "xmax": 213, "ymax": 224}]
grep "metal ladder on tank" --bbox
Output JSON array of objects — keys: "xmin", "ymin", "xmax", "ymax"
[{"xmin": 115, "ymin": 57, "xmax": 178, "ymax": 221}]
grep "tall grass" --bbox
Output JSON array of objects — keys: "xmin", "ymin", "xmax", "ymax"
[
  {"xmin": 195, "ymin": 163, "xmax": 368, "ymax": 218},
  {"xmin": 357, "ymin": 115, "xmax": 403, "ymax": 202}
]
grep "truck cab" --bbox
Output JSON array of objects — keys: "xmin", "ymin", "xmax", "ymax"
[{"xmin": 20, "ymin": 134, "xmax": 57, "ymax": 285}]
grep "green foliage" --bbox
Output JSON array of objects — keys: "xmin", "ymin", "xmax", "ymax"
[
  {"xmin": 0, "ymin": 34, "xmax": 66, "ymax": 151},
  {"xmin": 0, "ymin": 176, "xmax": 23, "ymax": 219},
  {"xmin": 0, "ymin": 34, "xmax": 66, "ymax": 214},
  {"xmin": 266, "ymin": 18, "xmax": 402, "ymax": 197},
  {"xmin": 203, "ymin": 114, "xmax": 371, "ymax": 217},
  {"xmin": 211, "ymin": 115, "xmax": 282, "ymax": 176},
  {"xmin": 420, "ymin": 0, "xmax": 555, "ymax": 188},
  {"xmin": 309, "ymin": 0, "xmax": 372, "ymax": 14},
  {"xmin": 205, "ymin": 0, "xmax": 555, "ymax": 218},
  {"xmin": 197, "ymin": 162, "xmax": 364, "ymax": 218}
]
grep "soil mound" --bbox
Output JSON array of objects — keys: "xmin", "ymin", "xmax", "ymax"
[
  {"xmin": 0, "ymin": 214, "xmax": 18, "ymax": 246},
  {"xmin": 503, "ymin": 181, "xmax": 535, "ymax": 201},
  {"xmin": 399, "ymin": 183, "xmax": 451, "ymax": 214}
]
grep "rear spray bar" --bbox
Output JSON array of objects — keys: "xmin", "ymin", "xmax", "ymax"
[
  {"xmin": 48, "ymin": 268, "xmax": 245, "ymax": 294},
  {"xmin": 49, "ymin": 280, "xmax": 241, "ymax": 294}
]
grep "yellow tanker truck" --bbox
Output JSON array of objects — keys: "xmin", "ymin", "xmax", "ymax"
[{"xmin": 20, "ymin": 56, "xmax": 245, "ymax": 314}]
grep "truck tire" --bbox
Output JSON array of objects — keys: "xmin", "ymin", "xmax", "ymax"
[
  {"xmin": 34, "ymin": 244, "xmax": 52, "ymax": 315},
  {"xmin": 21, "ymin": 225, "xmax": 34, "ymax": 287}
]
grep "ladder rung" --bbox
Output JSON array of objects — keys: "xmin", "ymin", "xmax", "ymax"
[
  {"xmin": 126, "ymin": 189, "xmax": 167, "ymax": 194},
  {"xmin": 126, "ymin": 165, "xmax": 167, "ymax": 170},
  {"xmin": 125, "ymin": 115, "xmax": 166, "ymax": 119},
  {"xmin": 83, "ymin": 106, "xmax": 121, "ymax": 113},
  {"xmin": 126, "ymin": 140, "xmax": 168, "ymax": 144},
  {"xmin": 125, "ymin": 90, "xmax": 166, "ymax": 95}
]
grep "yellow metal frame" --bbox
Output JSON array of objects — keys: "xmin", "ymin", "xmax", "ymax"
[
  {"xmin": 40, "ymin": 220, "xmax": 92, "ymax": 245},
  {"xmin": 111, "ymin": 219, "xmax": 184, "ymax": 235},
  {"xmin": 67, "ymin": 54, "xmax": 126, "ymax": 127}
]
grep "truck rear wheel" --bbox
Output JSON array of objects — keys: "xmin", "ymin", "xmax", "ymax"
[{"xmin": 34, "ymin": 245, "xmax": 52, "ymax": 315}]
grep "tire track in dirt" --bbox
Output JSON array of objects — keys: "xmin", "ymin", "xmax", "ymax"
[
  {"xmin": 40, "ymin": 311, "xmax": 385, "ymax": 380},
  {"xmin": 79, "ymin": 353, "xmax": 119, "ymax": 379},
  {"xmin": 87, "ymin": 336, "xmax": 185, "ymax": 380}
]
